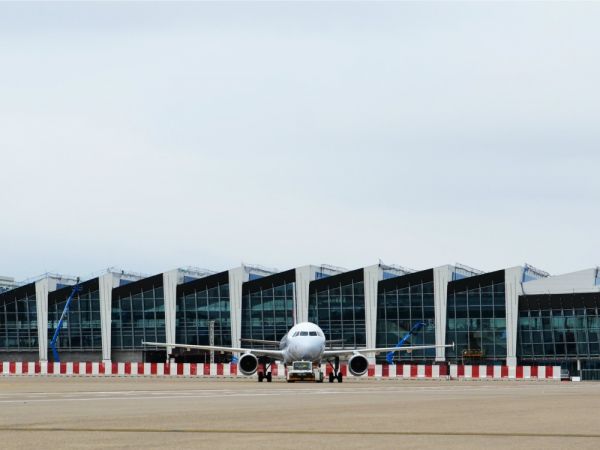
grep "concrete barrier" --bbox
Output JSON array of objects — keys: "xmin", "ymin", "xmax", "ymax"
[
  {"xmin": 0, "ymin": 361, "xmax": 562, "ymax": 380},
  {"xmin": 449, "ymin": 364, "xmax": 561, "ymax": 380}
]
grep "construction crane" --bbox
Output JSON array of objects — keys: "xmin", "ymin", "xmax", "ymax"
[
  {"xmin": 49, "ymin": 278, "xmax": 81, "ymax": 363},
  {"xmin": 386, "ymin": 321, "xmax": 426, "ymax": 364}
]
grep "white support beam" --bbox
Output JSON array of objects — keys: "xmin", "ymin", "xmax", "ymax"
[
  {"xmin": 162, "ymin": 270, "xmax": 179, "ymax": 358},
  {"xmin": 228, "ymin": 267, "xmax": 248, "ymax": 349},
  {"xmin": 99, "ymin": 273, "xmax": 115, "ymax": 363},
  {"xmin": 35, "ymin": 276, "xmax": 74, "ymax": 361},
  {"xmin": 364, "ymin": 264, "xmax": 383, "ymax": 357},
  {"xmin": 34, "ymin": 279, "xmax": 50, "ymax": 362},
  {"xmin": 294, "ymin": 266, "xmax": 314, "ymax": 324},
  {"xmin": 434, "ymin": 265, "xmax": 452, "ymax": 362},
  {"xmin": 505, "ymin": 266, "xmax": 524, "ymax": 367}
]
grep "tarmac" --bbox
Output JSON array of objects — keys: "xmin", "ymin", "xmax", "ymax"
[{"xmin": 0, "ymin": 377, "xmax": 599, "ymax": 449}]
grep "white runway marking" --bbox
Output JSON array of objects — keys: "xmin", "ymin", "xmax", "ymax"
[{"xmin": 0, "ymin": 383, "xmax": 594, "ymax": 404}]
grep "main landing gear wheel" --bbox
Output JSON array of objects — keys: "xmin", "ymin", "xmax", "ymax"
[
  {"xmin": 266, "ymin": 372, "xmax": 272, "ymax": 382},
  {"xmin": 328, "ymin": 372, "xmax": 335, "ymax": 383},
  {"xmin": 258, "ymin": 372, "xmax": 264, "ymax": 382},
  {"xmin": 337, "ymin": 373, "xmax": 343, "ymax": 383}
]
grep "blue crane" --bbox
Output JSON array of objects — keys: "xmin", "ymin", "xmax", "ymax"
[
  {"xmin": 386, "ymin": 321, "xmax": 426, "ymax": 364},
  {"xmin": 49, "ymin": 278, "xmax": 81, "ymax": 363}
]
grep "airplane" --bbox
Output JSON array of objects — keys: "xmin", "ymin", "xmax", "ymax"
[{"xmin": 143, "ymin": 321, "xmax": 453, "ymax": 383}]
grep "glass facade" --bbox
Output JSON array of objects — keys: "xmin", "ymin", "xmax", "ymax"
[
  {"xmin": 518, "ymin": 293, "xmax": 600, "ymax": 361},
  {"xmin": 0, "ymin": 284, "xmax": 37, "ymax": 351},
  {"xmin": 176, "ymin": 272, "xmax": 231, "ymax": 346},
  {"xmin": 48, "ymin": 280, "xmax": 101, "ymax": 352},
  {"xmin": 308, "ymin": 269, "xmax": 365, "ymax": 347},
  {"xmin": 111, "ymin": 275, "xmax": 165, "ymax": 350},
  {"xmin": 241, "ymin": 270, "xmax": 295, "ymax": 344},
  {"xmin": 446, "ymin": 270, "xmax": 506, "ymax": 363},
  {"xmin": 580, "ymin": 360, "xmax": 600, "ymax": 381},
  {"xmin": 376, "ymin": 270, "xmax": 435, "ymax": 362}
]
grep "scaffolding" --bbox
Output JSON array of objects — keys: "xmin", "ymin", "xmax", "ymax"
[
  {"xmin": 0, "ymin": 276, "xmax": 17, "ymax": 293},
  {"xmin": 82, "ymin": 266, "xmax": 149, "ymax": 282},
  {"xmin": 378, "ymin": 260, "xmax": 415, "ymax": 276},
  {"xmin": 523, "ymin": 263, "xmax": 550, "ymax": 279},
  {"xmin": 454, "ymin": 262, "xmax": 485, "ymax": 278},
  {"xmin": 318, "ymin": 264, "xmax": 347, "ymax": 276},
  {"xmin": 16, "ymin": 272, "xmax": 78, "ymax": 287},
  {"xmin": 241, "ymin": 263, "xmax": 278, "ymax": 277},
  {"xmin": 177, "ymin": 266, "xmax": 216, "ymax": 280}
]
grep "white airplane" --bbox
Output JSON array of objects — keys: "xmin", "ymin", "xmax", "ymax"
[{"xmin": 143, "ymin": 321, "xmax": 453, "ymax": 383}]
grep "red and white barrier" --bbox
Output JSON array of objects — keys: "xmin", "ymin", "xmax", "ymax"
[
  {"xmin": 0, "ymin": 361, "xmax": 445, "ymax": 379},
  {"xmin": 0, "ymin": 361, "xmax": 561, "ymax": 380},
  {"xmin": 449, "ymin": 364, "xmax": 562, "ymax": 380},
  {"xmin": 322, "ymin": 363, "xmax": 448, "ymax": 379},
  {"xmin": 0, "ymin": 361, "xmax": 278, "ymax": 378}
]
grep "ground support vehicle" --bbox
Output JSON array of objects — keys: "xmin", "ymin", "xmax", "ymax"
[{"xmin": 287, "ymin": 361, "xmax": 324, "ymax": 382}]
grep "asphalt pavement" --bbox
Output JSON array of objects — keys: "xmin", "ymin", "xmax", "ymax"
[{"xmin": 0, "ymin": 377, "xmax": 598, "ymax": 449}]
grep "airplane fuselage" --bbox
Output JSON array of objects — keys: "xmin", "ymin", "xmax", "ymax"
[{"xmin": 279, "ymin": 322, "xmax": 326, "ymax": 365}]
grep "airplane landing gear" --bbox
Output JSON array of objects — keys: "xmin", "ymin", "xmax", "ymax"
[{"xmin": 327, "ymin": 356, "xmax": 343, "ymax": 383}]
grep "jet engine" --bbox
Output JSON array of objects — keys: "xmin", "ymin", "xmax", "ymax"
[
  {"xmin": 348, "ymin": 354, "xmax": 369, "ymax": 376},
  {"xmin": 238, "ymin": 353, "xmax": 259, "ymax": 376}
]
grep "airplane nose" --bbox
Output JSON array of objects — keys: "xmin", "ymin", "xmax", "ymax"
[
  {"xmin": 301, "ymin": 340, "xmax": 321, "ymax": 360},
  {"xmin": 290, "ymin": 338, "xmax": 321, "ymax": 361}
]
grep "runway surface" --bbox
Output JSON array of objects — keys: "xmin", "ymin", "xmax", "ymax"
[{"xmin": 1, "ymin": 377, "xmax": 599, "ymax": 449}]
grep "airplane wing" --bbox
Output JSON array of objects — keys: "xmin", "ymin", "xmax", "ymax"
[
  {"xmin": 323, "ymin": 343, "xmax": 453, "ymax": 357},
  {"xmin": 142, "ymin": 342, "xmax": 284, "ymax": 359},
  {"xmin": 239, "ymin": 338, "xmax": 280, "ymax": 347}
]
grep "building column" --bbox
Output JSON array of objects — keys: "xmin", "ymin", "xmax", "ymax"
[
  {"xmin": 363, "ymin": 265, "xmax": 383, "ymax": 360},
  {"xmin": 434, "ymin": 265, "xmax": 452, "ymax": 362},
  {"xmin": 228, "ymin": 267, "xmax": 248, "ymax": 349},
  {"xmin": 35, "ymin": 278, "xmax": 50, "ymax": 362},
  {"xmin": 294, "ymin": 266, "xmax": 313, "ymax": 324},
  {"xmin": 163, "ymin": 270, "xmax": 179, "ymax": 358},
  {"xmin": 504, "ymin": 267, "xmax": 524, "ymax": 367},
  {"xmin": 99, "ymin": 273, "xmax": 114, "ymax": 363}
]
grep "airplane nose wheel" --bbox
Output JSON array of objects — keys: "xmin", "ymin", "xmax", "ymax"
[{"xmin": 328, "ymin": 356, "xmax": 343, "ymax": 383}]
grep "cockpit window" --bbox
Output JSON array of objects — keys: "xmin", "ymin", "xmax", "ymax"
[
  {"xmin": 309, "ymin": 331, "xmax": 318, "ymax": 336},
  {"xmin": 300, "ymin": 331, "xmax": 309, "ymax": 336}
]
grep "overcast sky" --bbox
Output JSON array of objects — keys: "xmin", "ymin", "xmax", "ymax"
[{"xmin": 1, "ymin": 2, "xmax": 599, "ymax": 281}]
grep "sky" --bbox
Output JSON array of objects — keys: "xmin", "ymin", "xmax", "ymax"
[{"xmin": 1, "ymin": 2, "xmax": 599, "ymax": 281}]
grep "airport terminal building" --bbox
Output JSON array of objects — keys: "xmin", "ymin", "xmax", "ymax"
[{"xmin": 1, "ymin": 262, "xmax": 600, "ymax": 379}]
